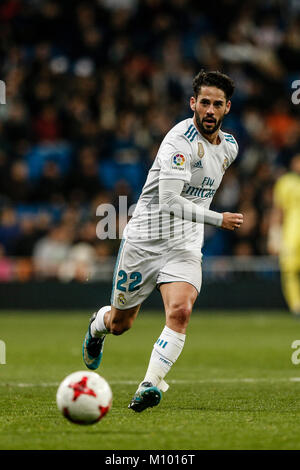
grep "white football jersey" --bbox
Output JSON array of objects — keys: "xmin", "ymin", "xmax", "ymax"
[{"xmin": 123, "ymin": 117, "xmax": 238, "ymax": 252}]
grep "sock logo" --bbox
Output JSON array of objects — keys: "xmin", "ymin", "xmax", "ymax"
[
  {"xmin": 156, "ymin": 338, "xmax": 168, "ymax": 349},
  {"xmin": 159, "ymin": 357, "xmax": 172, "ymax": 367}
]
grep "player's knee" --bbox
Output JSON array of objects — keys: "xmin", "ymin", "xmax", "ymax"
[
  {"xmin": 110, "ymin": 326, "xmax": 126, "ymax": 336},
  {"xmin": 109, "ymin": 319, "xmax": 132, "ymax": 336},
  {"xmin": 167, "ymin": 303, "xmax": 192, "ymax": 328}
]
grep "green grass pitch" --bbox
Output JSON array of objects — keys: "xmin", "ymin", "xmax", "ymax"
[{"xmin": 1, "ymin": 310, "xmax": 300, "ymax": 450}]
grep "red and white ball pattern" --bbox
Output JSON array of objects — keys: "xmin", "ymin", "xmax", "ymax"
[{"xmin": 56, "ymin": 371, "xmax": 112, "ymax": 425}]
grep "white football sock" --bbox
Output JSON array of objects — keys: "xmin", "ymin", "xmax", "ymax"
[
  {"xmin": 142, "ymin": 325, "xmax": 186, "ymax": 392},
  {"xmin": 90, "ymin": 305, "xmax": 111, "ymax": 338}
]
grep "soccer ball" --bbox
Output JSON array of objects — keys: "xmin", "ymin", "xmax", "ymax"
[{"xmin": 56, "ymin": 371, "xmax": 112, "ymax": 425}]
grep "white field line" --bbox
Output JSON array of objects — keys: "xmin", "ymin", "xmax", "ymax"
[{"xmin": 0, "ymin": 377, "xmax": 300, "ymax": 387}]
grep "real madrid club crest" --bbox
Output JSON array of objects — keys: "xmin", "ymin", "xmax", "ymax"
[
  {"xmin": 197, "ymin": 142, "xmax": 204, "ymax": 158},
  {"xmin": 118, "ymin": 293, "xmax": 127, "ymax": 306},
  {"xmin": 222, "ymin": 156, "xmax": 229, "ymax": 173}
]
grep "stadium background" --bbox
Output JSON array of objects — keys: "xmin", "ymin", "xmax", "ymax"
[
  {"xmin": 2, "ymin": 0, "xmax": 300, "ymax": 453},
  {"xmin": 0, "ymin": 0, "xmax": 299, "ymax": 309}
]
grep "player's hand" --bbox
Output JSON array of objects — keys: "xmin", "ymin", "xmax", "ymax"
[{"xmin": 221, "ymin": 212, "xmax": 243, "ymax": 231}]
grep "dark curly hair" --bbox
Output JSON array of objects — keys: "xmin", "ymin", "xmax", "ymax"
[{"xmin": 193, "ymin": 70, "xmax": 235, "ymax": 101}]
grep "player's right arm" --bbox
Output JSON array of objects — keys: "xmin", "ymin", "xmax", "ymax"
[
  {"xmin": 159, "ymin": 178, "xmax": 243, "ymax": 230},
  {"xmin": 157, "ymin": 135, "xmax": 243, "ymax": 230},
  {"xmin": 221, "ymin": 212, "xmax": 244, "ymax": 230}
]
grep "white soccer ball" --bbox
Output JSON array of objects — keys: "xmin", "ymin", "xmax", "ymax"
[{"xmin": 56, "ymin": 371, "xmax": 112, "ymax": 425}]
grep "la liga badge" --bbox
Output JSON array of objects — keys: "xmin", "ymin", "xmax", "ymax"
[{"xmin": 172, "ymin": 153, "xmax": 186, "ymax": 170}]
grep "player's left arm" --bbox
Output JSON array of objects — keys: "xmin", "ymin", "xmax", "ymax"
[{"xmin": 224, "ymin": 133, "xmax": 239, "ymax": 167}]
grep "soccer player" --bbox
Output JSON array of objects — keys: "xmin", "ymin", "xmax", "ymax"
[
  {"xmin": 82, "ymin": 70, "xmax": 244, "ymax": 411},
  {"xmin": 268, "ymin": 154, "xmax": 300, "ymax": 316}
]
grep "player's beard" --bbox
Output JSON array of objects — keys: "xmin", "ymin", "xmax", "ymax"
[{"xmin": 194, "ymin": 109, "xmax": 225, "ymax": 135}]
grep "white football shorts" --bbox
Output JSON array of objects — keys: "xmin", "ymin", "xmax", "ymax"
[{"xmin": 110, "ymin": 239, "xmax": 202, "ymax": 309}]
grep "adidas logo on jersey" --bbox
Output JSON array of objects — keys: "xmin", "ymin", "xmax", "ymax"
[{"xmin": 193, "ymin": 160, "xmax": 203, "ymax": 168}]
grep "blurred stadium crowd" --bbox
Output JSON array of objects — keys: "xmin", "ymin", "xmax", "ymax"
[{"xmin": 0, "ymin": 0, "xmax": 300, "ymax": 282}]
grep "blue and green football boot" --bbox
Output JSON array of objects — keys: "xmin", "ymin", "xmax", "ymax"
[
  {"xmin": 82, "ymin": 312, "xmax": 106, "ymax": 370},
  {"xmin": 128, "ymin": 382, "xmax": 162, "ymax": 412}
]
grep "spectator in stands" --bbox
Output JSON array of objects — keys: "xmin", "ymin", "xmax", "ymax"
[
  {"xmin": 14, "ymin": 217, "xmax": 40, "ymax": 257},
  {"xmin": 65, "ymin": 145, "xmax": 103, "ymax": 203},
  {"xmin": 0, "ymin": 207, "xmax": 20, "ymax": 255},
  {"xmin": 33, "ymin": 160, "xmax": 65, "ymax": 204},
  {"xmin": 4, "ymin": 160, "xmax": 33, "ymax": 203},
  {"xmin": 33, "ymin": 223, "xmax": 73, "ymax": 279},
  {"xmin": 0, "ymin": 243, "xmax": 13, "ymax": 282}
]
